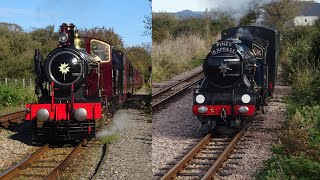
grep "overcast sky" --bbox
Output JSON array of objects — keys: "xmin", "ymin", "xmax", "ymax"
[{"xmin": 152, "ymin": 0, "xmax": 320, "ymax": 12}]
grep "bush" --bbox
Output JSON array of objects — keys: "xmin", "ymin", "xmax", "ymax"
[
  {"xmin": 257, "ymin": 154, "xmax": 320, "ymax": 180},
  {"xmin": 0, "ymin": 85, "xmax": 34, "ymax": 107},
  {"xmin": 290, "ymin": 63, "xmax": 319, "ymax": 106}
]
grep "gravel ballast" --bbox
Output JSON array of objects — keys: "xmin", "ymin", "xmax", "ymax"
[{"xmin": 93, "ymin": 109, "xmax": 152, "ymax": 180}]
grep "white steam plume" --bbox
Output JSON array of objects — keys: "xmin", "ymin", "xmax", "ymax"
[
  {"xmin": 96, "ymin": 110, "xmax": 131, "ymax": 138},
  {"xmin": 203, "ymin": 0, "xmax": 276, "ymax": 23}
]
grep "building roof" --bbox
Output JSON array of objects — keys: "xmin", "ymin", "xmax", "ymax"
[{"xmin": 300, "ymin": 2, "xmax": 320, "ymax": 16}]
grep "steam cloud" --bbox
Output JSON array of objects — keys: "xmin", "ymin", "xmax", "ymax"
[
  {"xmin": 96, "ymin": 110, "xmax": 131, "ymax": 138},
  {"xmin": 203, "ymin": 0, "xmax": 276, "ymax": 23}
]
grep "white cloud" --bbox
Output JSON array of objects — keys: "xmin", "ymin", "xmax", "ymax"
[{"xmin": 0, "ymin": 7, "xmax": 52, "ymax": 18}]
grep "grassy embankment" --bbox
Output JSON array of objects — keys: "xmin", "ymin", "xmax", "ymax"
[
  {"xmin": 152, "ymin": 12, "xmax": 233, "ymax": 83},
  {"xmin": 152, "ymin": 34, "xmax": 210, "ymax": 82},
  {"xmin": 0, "ymin": 84, "xmax": 34, "ymax": 115},
  {"xmin": 257, "ymin": 25, "xmax": 320, "ymax": 179}
]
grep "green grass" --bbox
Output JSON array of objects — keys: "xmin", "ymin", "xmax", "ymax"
[
  {"xmin": 0, "ymin": 84, "xmax": 34, "ymax": 116},
  {"xmin": 0, "ymin": 84, "xmax": 34, "ymax": 107},
  {"xmin": 257, "ymin": 154, "xmax": 320, "ymax": 180},
  {"xmin": 100, "ymin": 133, "xmax": 119, "ymax": 144}
]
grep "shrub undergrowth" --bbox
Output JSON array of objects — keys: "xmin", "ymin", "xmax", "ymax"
[
  {"xmin": 257, "ymin": 24, "xmax": 320, "ymax": 179},
  {"xmin": 0, "ymin": 85, "xmax": 34, "ymax": 107}
]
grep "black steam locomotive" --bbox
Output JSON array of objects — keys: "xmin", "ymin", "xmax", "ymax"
[{"xmin": 192, "ymin": 26, "xmax": 280, "ymax": 132}]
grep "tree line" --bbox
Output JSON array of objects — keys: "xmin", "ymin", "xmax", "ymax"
[{"xmin": 0, "ymin": 22, "xmax": 151, "ymax": 80}]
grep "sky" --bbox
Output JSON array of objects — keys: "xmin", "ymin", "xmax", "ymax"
[
  {"xmin": 152, "ymin": 0, "xmax": 320, "ymax": 12},
  {"xmin": 153, "ymin": 0, "xmax": 208, "ymax": 12},
  {"xmin": 0, "ymin": 0, "xmax": 151, "ymax": 47}
]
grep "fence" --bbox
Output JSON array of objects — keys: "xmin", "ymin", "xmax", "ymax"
[{"xmin": 0, "ymin": 78, "xmax": 34, "ymax": 88}]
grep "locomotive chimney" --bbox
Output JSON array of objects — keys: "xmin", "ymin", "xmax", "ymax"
[{"xmin": 59, "ymin": 23, "xmax": 76, "ymax": 47}]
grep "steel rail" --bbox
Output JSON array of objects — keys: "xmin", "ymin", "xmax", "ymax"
[
  {"xmin": 0, "ymin": 144, "xmax": 50, "ymax": 179},
  {"xmin": 161, "ymin": 134, "xmax": 212, "ymax": 180},
  {"xmin": 152, "ymin": 79, "xmax": 202, "ymax": 110},
  {"xmin": 161, "ymin": 125, "xmax": 248, "ymax": 180},
  {"xmin": 45, "ymin": 140, "xmax": 86, "ymax": 179},
  {"xmin": 202, "ymin": 126, "xmax": 248, "ymax": 180},
  {"xmin": 152, "ymin": 70, "xmax": 203, "ymax": 99},
  {"xmin": 0, "ymin": 110, "xmax": 25, "ymax": 124}
]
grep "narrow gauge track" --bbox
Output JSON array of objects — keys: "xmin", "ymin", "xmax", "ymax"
[
  {"xmin": 152, "ymin": 70, "xmax": 203, "ymax": 110},
  {"xmin": 0, "ymin": 140, "xmax": 86, "ymax": 180},
  {"xmin": 157, "ymin": 126, "xmax": 249, "ymax": 180},
  {"xmin": 0, "ymin": 110, "xmax": 25, "ymax": 128}
]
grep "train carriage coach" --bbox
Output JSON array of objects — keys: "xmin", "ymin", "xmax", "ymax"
[
  {"xmin": 25, "ymin": 23, "xmax": 143, "ymax": 141},
  {"xmin": 193, "ymin": 26, "xmax": 280, "ymax": 133}
]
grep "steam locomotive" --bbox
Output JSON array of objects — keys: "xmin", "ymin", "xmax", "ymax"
[
  {"xmin": 25, "ymin": 23, "xmax": 143, "ymax": 141},
  {"xmin": 192, "ymin": 26, "xmax": 280, "ymax": 132}
]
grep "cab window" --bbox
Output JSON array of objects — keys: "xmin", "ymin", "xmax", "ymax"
[{"xmin": 90, "ymin": 40, "xmax": 111, "ymax": 62}]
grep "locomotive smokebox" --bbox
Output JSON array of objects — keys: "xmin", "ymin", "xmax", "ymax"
[{"xmin": 59, "ymin": 23, "xmax": 76, "ymax": 47}]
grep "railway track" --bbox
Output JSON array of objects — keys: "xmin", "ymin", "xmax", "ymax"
[
  {"xmin": 0, "ymin": 140, "xmax": 86, "ymax": 179},
  {"xmin": 156, "ymin": 125, "xmax": 251, "ymax": 180},
  {"xmin": 0, "ymin": 110, "xmax": 25, "ymax": 128},
  {"xmin": 152, "ymin": 70, "xmax": 203, "ymax": 110}
]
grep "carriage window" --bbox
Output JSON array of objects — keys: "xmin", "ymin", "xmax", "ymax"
[{"xmin": 90, "ymin": 40, "xmax": 111, "ymax": 62}]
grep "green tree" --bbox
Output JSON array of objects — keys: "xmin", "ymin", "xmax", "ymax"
[
  {"xmin": 125, "ymin": 46, "xmax": 151, "ymax": 76},
  {"xmin": 152, "ymin": 13, "xmax": 176, "ymax": 43},
  {"xmin": 240, "ymin": 1, "xmax": 262, "ymax": 25},
  {"xmin": 30, "ymin": 25, "xmax": 58, "ymax": 57},
  {"xmin": 79, "ymin": 27, "xmax": 124, "ymax": 49},
  {"xmin": 264, "ymin": 0, "xmax": 301, "ymax": 29}
]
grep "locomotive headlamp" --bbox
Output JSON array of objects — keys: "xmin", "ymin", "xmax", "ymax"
[
  {"xmin": 196, "ymin": 94, "xmax": 205, "ymax": 104},
  {"xmin": 74, "ymin": 108, "xmax": 87, "ymax": 121},
  {"xmin": 36, "ymin": 108, "xmax": 50, "ymax": 121},
  {"xmin": 198, "ymin": 106, "xmax": 208, "ymax": 114},
  {"xmin": 239, "ymin": 106, "xmax": 249, "ymax": 113},
  {"xmin": 241, "ymin": 94, "xmax": 251, "ymax": 103},
  {"xmin": 59, "ymin": 32, "xmax": 68, "ymax": 43}
]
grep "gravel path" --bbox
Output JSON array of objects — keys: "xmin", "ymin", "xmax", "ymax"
[
  {"xmin": 93, "ymin": 109, "xmax": 152, "ymax": 180},
  {"xmin": 152, "ymin": 89, "xmax": 202, "ymax": 173}
]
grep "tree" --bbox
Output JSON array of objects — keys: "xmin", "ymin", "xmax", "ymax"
[
  {"xmin": 240, "ymin": 1, "xmax": 262, "ymax": 25},
  {"xmin": 30, "ymin": 25, "xmax": 58, "ymax": 56},
  {"xmin": 143, "ymin": 0, "xmax": 152, "ymax": 37},
  {"xmin": 152, "ymin": 13, "xmax": 176, "ymax": 43},
  {"xmin": 125, "ymin": 46, "xmax": 151, "ymax": 77},
  {"xmin": 264, "ymin": 0, "xmax": 301, "ymax": 29},
  {"xmin": 79, "ymin": 27, "xmax": 124, "ymax": 49}
]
